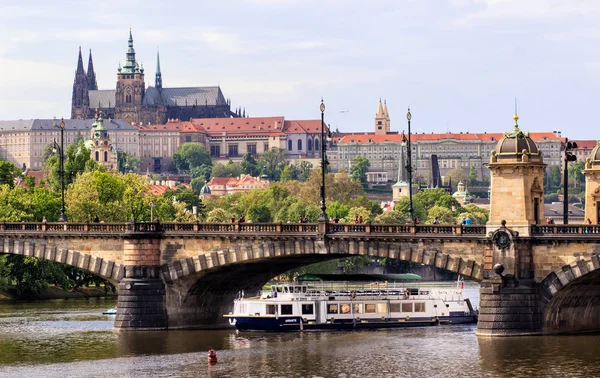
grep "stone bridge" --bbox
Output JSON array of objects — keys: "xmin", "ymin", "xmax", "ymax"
[{"xmin": 3, "ymin": 220, "xmax": 600, "ymax": 335}]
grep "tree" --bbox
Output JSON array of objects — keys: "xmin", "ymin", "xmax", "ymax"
[
  {"xmin": 326, "ymin": 201, "xmax": 350, "ymax": 220},
  {"xmin": 376, "ymin": 210, "xmax": 406, "ymax": 224},
  {"xmin": 279, "ymin": 165, "xmax": 296, "ymax": 182},
  {"xmin": 550, "ymin": 165, "xmax": 561, "ymax": 189},
  {"xmin": 298, "ymin": 161, "xmax": 313, "ymax": 181},
  {"xmin": 117, "ymin": 151, "xmax": 141, "ymax": 173},
  {"xmin": 206, "ymin": 208, "xmax": 230, "ymax": 223},
  {"xmin": 393, "ymin": 197, "xmax": 427, "ymax": 222},
  {"xmin": 446, "ymin": 167, "xmax": 466, "ymax": 184},
  {"xmin": 414, "ymin": 188, "xmax": 461, "ymax": 211},
  {"xmin": 246, "ymin": 204, "xmax": 271, "ymax": 222},
  {"xmin": 343, "ymin": 206, "xmax": 372, "ymax": 223},
  {"xmin": 190, "ymin": 177, "xmax": 206, "ymax": 194},
  {"xmin": 0, "ymin": 161, "xmax": 21, "ymax": 187},
  {"xmin": 350, "ymin": 156, "xmax": 370, "ymax": 183},
  {"xmin": 427, "ymin": 205, "xmax": 455, "ymax": 224},
  {"xmin": 241, "ymin": 153, "xmax": 260, "ymax": 177},
  {"xmin": 191, "ymin": 165, "xmax": 212, "ymax": 181},
  {"xmin": 45, "ymin": 139, "xmax": 99, "ymax": 192},
  {"xmin": 258, "ymin": 148, "xmax": 286, "ymax": 181},
  {"xmin": 173, "ymin": 143, "xmax": 212, "ymax": 171},
  {"xmin": 469, "ymin": 165, "xmax": 478, "ymax": 186},
  {"xmin": 568, "ymin": 160, "xmax": 585, "ymax": 188}
]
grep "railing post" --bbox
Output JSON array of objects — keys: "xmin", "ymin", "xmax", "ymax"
[
  {"xmin": 276, "ymin": 222, "xmax": 282, "ymax": 232},
  {"xmin": 456, "ymin": 225, "xmax": 462, "ymax": 235},
  {"xmin": 194, "ymin": 221, "xmax": 199, "ymax": 231},
  {"xmin": 42, "ymin": 221, "xmax": 47, "ymax": 232},
  {"xmin": 1, "ymin": 221, "xmax": 5, "ymax": 231},
  {"xmin": 318, "ymin": 218, "xmax": 327, "ymax": 236},
  {"xmin": 411, "ymin": 224, "xmax": 417, "ymax": 234},
  {"xmin": 365, "ymin": 221, "xmax": 371, "ymax": 233},
  {"xmin": 84, "ymin": 221, "xmax": 89, "ymax": 232}
]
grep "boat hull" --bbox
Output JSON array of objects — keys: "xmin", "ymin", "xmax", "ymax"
[{"xmin": 227, "ymin": 315, "xmax": 477, "ymax": 332}]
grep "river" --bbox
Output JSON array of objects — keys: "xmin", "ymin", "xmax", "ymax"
[{"xmin": 1, "ymin": 283, "xmax": 600, "ymax": 377}]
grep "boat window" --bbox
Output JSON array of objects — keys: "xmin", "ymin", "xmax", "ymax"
[
  {"xmin": 266, "ymin": 305, "xmax": 277, "ymax": 315},
  {"xmin": 389, "ymin": 303, "xmax": 401, "ymax": 313},
  {"xmin": 340, "ymin": 303, "xmax": 351, "ymax": 314},
  {"xmin": 280, "ymin": 304, "xmax": 293, "ymax": 315},
  {"xmin": 365, "ymin": 304, "xmax": 376, "ymax": 313},
  {"xmin": 294, "ymin": 287, "xmax": 301, "ymax": 293},
  {"xmin": 276, "ymin": 287, "xmax": 282, "ymax": 293},
  {"xmin": 301, "ymin": 304, "xmax": 314, "ymax": 315},
  {"xmin": 302, "ymin": 287, "xmax": 307, "ymax": 293},
  {"xmin": 402, "ymin": 303, "xmax": 413, "ymax": 312},
  {"xmin": 376, "ymin": 303, "xmax": 388, "ymax": 313},
  {"xmin": 352, "ymin": 303, "xmax": 362, "ymax": 314},
  {"xmin": 327, "ymin": 304, "xmax": 338, "ymax": 314},
  {"xmin": 414, "ymin": 303, "xmax": 426, "ymax": 312}
]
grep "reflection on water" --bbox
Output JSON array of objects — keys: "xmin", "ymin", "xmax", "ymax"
[{"xmin": 1, "ymin": 283, "xmax": 600, "ymax": 377}]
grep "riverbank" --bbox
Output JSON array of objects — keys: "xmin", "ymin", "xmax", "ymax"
[{"xmin": 0, "ymin": 286, "xmax": 117, "ymax": 301}]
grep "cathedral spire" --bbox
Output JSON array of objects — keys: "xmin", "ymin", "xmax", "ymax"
[
  {"xmin": 155, "ymin": 49, "xmax": 162, "ymax": 90},
  {"xmin": 76, "ymin": 46, "xmax": 85, "ymax": 75},
  {"xmin": 120, "ymin": 28, "xmax": 139, "ymax": 74},
  {"xmin": 87, "ymin": 49, "xmax": 98, "ymax": 90}
]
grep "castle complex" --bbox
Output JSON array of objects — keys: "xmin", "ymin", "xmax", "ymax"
[{"xmin": 71, "ymin": 30, "xmax": 240, "ymax": 125}]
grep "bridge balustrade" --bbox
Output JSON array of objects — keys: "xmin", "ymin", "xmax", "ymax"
[{"xmin": 532, "ymin": 225, "xmax": 600, "ymax": 235}]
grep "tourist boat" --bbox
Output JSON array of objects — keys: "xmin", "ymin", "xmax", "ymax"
[
  {"xmin": 224, "ymin": 276, "xmax": 477, "ymax": 331},
  {"xmin": 102, "ymin": 307, "xmax": 117, "ymax": 315}
]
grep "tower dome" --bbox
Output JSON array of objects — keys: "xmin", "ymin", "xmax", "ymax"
[
  {"xmin": 586, "ymin": 142, "xmax": 600, "ymax": 168},
  {"xmin": 200, "ymin": 183, "xmax": 211, "ymax": 194},
  {"xmin": 492, "ymin": 114, "xmax": 542, "ymax": 162}
]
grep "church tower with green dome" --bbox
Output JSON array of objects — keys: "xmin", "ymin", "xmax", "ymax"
[{"xmin": 86, "ymin": 111, "xmax": 118, "ymax": 170}]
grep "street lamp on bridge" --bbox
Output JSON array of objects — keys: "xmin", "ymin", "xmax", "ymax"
[
  {"xmin": 405, "ymin": 108, "xmax": 414, "ymax": 223},
  {"xmin": 53, "ymin": 118, "xmax": 67, "ymax": 222},
  {"xmin": 563, "ymin": 139, "xmax": 578, "ymax": 224},
  {"xmin": 318, "ymin": 99, "xmax": 328, "ymax": 222}
]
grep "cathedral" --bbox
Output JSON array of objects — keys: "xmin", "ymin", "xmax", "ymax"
[{"xmin": 71, "ymin": 30, "xmax": 241, "ymax": 125}]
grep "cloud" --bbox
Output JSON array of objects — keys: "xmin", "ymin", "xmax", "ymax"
[{"xmin": 454, "ymin": 0, "xmax": 600, "ymax": 26}]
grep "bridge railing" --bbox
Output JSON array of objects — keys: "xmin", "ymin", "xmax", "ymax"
[
  {"xmin": 532, "ymin": 225, "xmax": 600, "ymax": 235},
  {"xmin": 0, "ymin": 221, "xmax": 486, "ymax": 236}
]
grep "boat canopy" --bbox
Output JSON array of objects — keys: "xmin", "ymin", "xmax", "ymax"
[{"xmin": 296, "ymin": 273, "xmax": 421, "ymax": 282}]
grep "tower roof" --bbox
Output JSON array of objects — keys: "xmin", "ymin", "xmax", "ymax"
[
  {"xmin": 383, "ymin": 100, "xmax": 389, "ymax": 120},
  {"xmin": 76, "ymin": 46, "xmax": 85, "ymax": 75},
  {"xmin": 586, "ymin": 141, "xmax": 600, "ymax": 168},
  {"xmin": 87, "ymin": 49, "xmax": 98, "ymax": 90},
  {"xmin": 493, "ymin": 113, "xmax": 542, "ymax": 162},
  {"xmin": 376, "ymin": 99, "xmax": 385, "ymax": 118},
  {"xmin": 119, "ymin": 29, "xmax": 140, "ymax": 74}
]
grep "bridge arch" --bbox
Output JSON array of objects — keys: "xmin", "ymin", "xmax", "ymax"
[
  {"xmin": 159, "ymin": 238, "xmax": 483, "ymax": 329},
  {"xmin": 541, "ymin": 255, "xmax": 600, "ymax": 334},
  {"xmin": 0, "ymin": 238, "xmax": 124, "ymax": 284}
]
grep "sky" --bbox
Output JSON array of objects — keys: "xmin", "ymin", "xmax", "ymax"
[{"xmin": 1, "ymin": 0, "xmax": 599, "ymax": 140}]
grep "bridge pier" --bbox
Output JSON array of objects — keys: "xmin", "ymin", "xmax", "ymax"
[{"xmin": 114, "ymin": 230, "xmax": 167, "ymax": 331}]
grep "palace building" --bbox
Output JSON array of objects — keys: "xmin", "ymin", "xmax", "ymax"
[{"xmin": 71, "ymin": 30, "xmax": 241, "ymax": 125}]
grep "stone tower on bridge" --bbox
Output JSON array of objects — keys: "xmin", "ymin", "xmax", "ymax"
[{"xmin": 584, "ymin": 142, "xmax": 600, "ymax": 224}]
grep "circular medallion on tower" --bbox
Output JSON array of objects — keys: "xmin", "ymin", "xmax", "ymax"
[{"xmin": 493, "ymin": 113, "xmax": 542, "ymax": 162}]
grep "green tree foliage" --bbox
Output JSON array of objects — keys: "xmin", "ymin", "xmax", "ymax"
[
  {"xmin": 163, "ymin": 188, "xmax": 202, "ymax": 211},
  {"xmin": 427, "ymin": 205, "xmax": 455, "ymax": 224},
  {"xmin": 279, "ymin": 165, "xmax": 296, "ymax": 182},
  {"xmin": 241, "ymin": 153, "xmax": 260, "ymax": 177},
  {"xmin": 206, "ymin": 208, "xmax": 230, "ymax": 223},
  {"xmin": 0, "ymin": 161, "xmax": 21, "ymax": 187},
  {"xmin": 247, "ymin": 204, "xmax": 271, "ymax": 222},
  {"xmin": 258, "ymin": 148, "xmax": 286, "ymax": 181},
  {"xmin": 414, "ymin": 188, "xmax": 461, "ymax": 211},
  {"xmin": 326, "ymin": 201, "xmax": 350, "ymax": 220},
  {"xmin": 343, "ymin": 206, "xmax": 372, "ymax": 223},
  {"xmin": 375, "ymin": 210, "xmax": 406, "ymax": 224},
  {"xmin": 458, "ymin": 204, "xmax": 489, "ymax": 225},
  {"xmin": 117, "ymin": 151, "xmax": 141, "ymax": 173},
  {"xmin": 190, "ymin": 165, "xmax": 212, "ymax": 181},
  {"xmin": 298, "ymin": 161, "xmax": 313, "ymax": 181},
  {"xmin": 550, "ymin": 165, "xmax": 561, "ymax": 189},
  {"xmin": 393, "ymin": 197, "xmax": 427, "ymax": 222},
  {"xmin": 190, "ymin": 177, "xmax": 206, "ymax": 195},
  {"xmin": 350, "ymin": 156, "xmax": 370, "ymax": 183},
  {"xmin": 173, "ymin": 143, "xmax": 212, "ymax": 171},
  {"xmin": 446, "ymin": 167, "xmax": 466, "ymax": 184},
  {"xmin": 469, "ymin": 165, "xmax": 478, "ymax": 186},
  {"xmin": 568, "ymin": 160, "xmax": 585, "ymax": 188},
  {"xmin": 45, "ymin": 140, "xmax": 99, "ymax": 192},
  {"xmin": 5, "ymin": 255, "xmax": 64, "ymax": 296}
]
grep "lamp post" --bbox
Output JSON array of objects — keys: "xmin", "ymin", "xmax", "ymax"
[
  {"xmin": 405, "ymin": 108, "xmax": 414, "ymax": 223},
  {"xmin": 149, "ymin": 201, "xmax": 154, "ymax": 222},
  {"xmin": 55, "ymin": 118, "xmax": 67, "ymax": 222},
  {"xmin": 563, "ymin": 139, "xmax": 578, "ymax": 224},
  {"xmin": 318, "ymin": 99, "xmax": 328, "ymax": 222}
]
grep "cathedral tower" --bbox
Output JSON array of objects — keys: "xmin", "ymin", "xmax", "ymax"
[
  {"xmin": 115, "ymin": 29, "xmax": 146, "ymax": 124},
  {"xmin": 71, "ymin": 47, "xmax": 90, "ymax": 119},
  {"xmin": 374, "ymin": 99, "xmax": 390, "ymax": 135},
  {"xmin": 155, "ymin": 50, "xmax": 162, "ymax": 91},
  {"xmin": 87, "ymin": 49, "xmax": 98, "ymax": 90}
]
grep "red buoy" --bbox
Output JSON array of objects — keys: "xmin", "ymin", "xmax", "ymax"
[{"xmin": 208, "ymin": 349, "xmax": 218, "ymax": 364}]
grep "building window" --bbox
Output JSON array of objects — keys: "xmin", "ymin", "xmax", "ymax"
[
  {"xmin": 288, "ymin": 140, "xmax": 292, "ymax": 151},
  {"xmin": 247, "ymin": 144, "xmax": 257, "ymax": 155},
  {"xmin": 315, "ymin": 138, "xmax": 320, "ymax": 151},
  {"xmin": 298, "ymin": 139, "xmax": 302, "ymax": 151},
  {"xmin": 95, "ymin": 151, "xmax": 99, "ymax": 161},
  {"xmin": 210, "ymin": 145, "xmax": 220, "ymax": 157},
  {"xmin": 308, "ymin": 139, "xmax": 313, "ymax": 151},
  {"xmin": 104, "ymin": 151, "xmax": 108, "ymax": 162},
  {"xmin": 185, "ymin": 135, "xmax": 192, "ymax": 143},
  {"xmin": 228, "ymin": 144, "xmax": 238, "ymax": 157},
  {"xmin": 264, "ymin": 143, "xmax": 269, "ymax": 152}
]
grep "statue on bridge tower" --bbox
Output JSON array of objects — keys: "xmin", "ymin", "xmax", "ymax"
[{"xmin": 583, "ymin": 141, "xmax": 600, "ymax": 224}]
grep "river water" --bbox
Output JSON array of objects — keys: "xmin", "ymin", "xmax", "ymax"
[{"xmin": 1, "ymin": 283, "xmax": 600, "ymax": 378}]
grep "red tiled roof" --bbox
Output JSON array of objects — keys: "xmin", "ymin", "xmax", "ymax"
[
  {"xmin": 186, "ymin": 117, "xmax": 285, "ymax": 135},
  {"xmin": 282, "ymin": 120, "xmax": 328, "ymax": 134},
  {"xmin": 16, "ymin": 170, "xmax": 48, "ymax": 188},
  {"xmin": 571, "ymin": 140, "xmax": 598, "ymax": 150},
  {"xmin": 134, "ymin": 121, "xmax": 190, "ymax": 131},
  {"xmin": 338, "ymin": 131, "xmax": 561, "ymax": 144},
  {"xmin": 208, "ymin": 177, "xmax": 238, "ymax": 186},
  {"xmin": 145, "ymin": 183, "xmax": 189, "ymax": 196}
]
